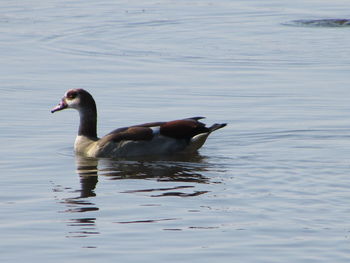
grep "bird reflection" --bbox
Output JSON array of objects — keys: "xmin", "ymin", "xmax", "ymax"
[
  {"xmin": 56, "ymin": 157, "xmax": 99, "ymax": 238},
  {"xmin": 74, "ymin": 154, "xmax": 215, "ymax": 200},
  {"xmin": 97, "ymin": 155, "xmax": 210, "ymax": 183},
  {"xmin": 75, "ymin": 156, "xmax": 99, "ymax": 198},
  {"xmin": 59, "ymin": 153, "xmax": 214, "ymax": 239},
  {"xmin": 76, "ymin": 153, "xmax": 211, "ymax": 185}
]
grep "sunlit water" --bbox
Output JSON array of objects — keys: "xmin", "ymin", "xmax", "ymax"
[{"xmin": 2, "ymin": 0, "xmax": 350, "ymax": 262}]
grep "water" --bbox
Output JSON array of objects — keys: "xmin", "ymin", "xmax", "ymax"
[{"xmin": 1, "ymin": 0, "xmax": 350, "ymax": 262}]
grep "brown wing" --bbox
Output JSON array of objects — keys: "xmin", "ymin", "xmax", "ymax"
[
  {"xmin": 160, "ymin": 119, "xmax": 209, "ymax": 139},
  {"xmin": 99, "ymin": 117, "xmax": 223, "ymax": 147},
  {"xmin": 98, "ymin": 126, "xmax": 154, "ymax": 147}
]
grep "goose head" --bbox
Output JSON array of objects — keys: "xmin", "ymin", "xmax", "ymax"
[
  {"xmin": 51, "ymin": 89, "xmax": 96, "ymax": 113},
  {"xmin": 52, "ymin": 89, "xmax": 82, "ymax": 113},
  {"xmin": 51, "ymin": 89, "xmax": 98, "ymax": 138}
]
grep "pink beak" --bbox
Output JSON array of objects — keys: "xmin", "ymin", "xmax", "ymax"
[{"xmin": 51, "ymin": 99, "xmax": 68, "ymax": 113}]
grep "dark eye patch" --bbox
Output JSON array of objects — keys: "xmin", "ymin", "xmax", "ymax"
[{"xmin": 67, "ymin": 91, "xmax": 77, "ymax": 99}]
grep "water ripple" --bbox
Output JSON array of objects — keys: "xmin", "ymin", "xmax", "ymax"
[{"xmin": 285, "ymin": 19, "xmax": 350, "ymax": 28}]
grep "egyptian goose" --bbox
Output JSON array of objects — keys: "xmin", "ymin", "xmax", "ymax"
[{"xmin": 51, "ymin": 89, "xmax": 226, "ymax": 158}]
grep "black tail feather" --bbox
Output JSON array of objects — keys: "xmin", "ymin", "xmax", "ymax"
[{"xmin": 209, "ymin": 123, "xmax": 227, "ymax": 133}]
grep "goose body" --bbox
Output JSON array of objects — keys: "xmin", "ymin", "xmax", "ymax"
[{"xmin": 51, "ymin": 89, "xmax": 226, "ymax": 158}]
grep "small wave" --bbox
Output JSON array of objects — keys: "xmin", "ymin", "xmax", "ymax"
[
  {"xmin": 285, "ymin": 19, "xmax": 350, "ymax": 28},
  {"xmin": 57, "ymin": 146, "xmax": 75, "ymax": 157}
]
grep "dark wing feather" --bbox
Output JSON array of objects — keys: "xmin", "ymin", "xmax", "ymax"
[
  {"xmin": 100, "ymin": 117, "xmax": 226, "ymax": 147},
  {"xmin": 160, "ymin": 119, "xmax": 209, "ymax": 139},
  {"xmin": 99, "ymin": 126, "xmax": 154, "ymax": 147}
]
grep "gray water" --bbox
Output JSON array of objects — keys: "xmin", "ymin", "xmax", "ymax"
[{"xmin": 2, "ymin": 0, "xmax": 350, "ymax": 262}]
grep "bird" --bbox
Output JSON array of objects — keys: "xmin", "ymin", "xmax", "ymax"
[{"xmin": 51, "ymin": 89, "xmax": 226, "ymax": 158}]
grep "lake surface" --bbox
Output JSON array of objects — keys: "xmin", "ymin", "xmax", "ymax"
[{"xmin": 1, "ymin": 0, "xmax": 350, "ymax": 262}]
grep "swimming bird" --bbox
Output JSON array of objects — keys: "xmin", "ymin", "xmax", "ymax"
[{"xmin": 51, "ymin": 89, "xmax": 226, "ymax": 158}]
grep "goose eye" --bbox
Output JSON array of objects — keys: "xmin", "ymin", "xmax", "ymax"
[{"xmin": 67, "ymin": 91, "xmax": 77, "ymax": 99}]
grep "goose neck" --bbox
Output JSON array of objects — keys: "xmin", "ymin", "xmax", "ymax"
[{"xmin": 78, "ymin": 108, "xmax": 97, "ymax": 138}]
